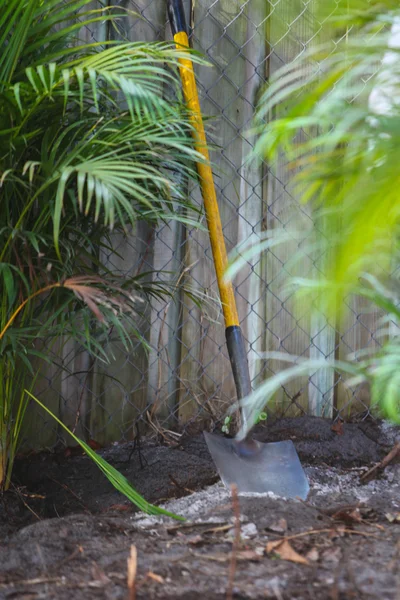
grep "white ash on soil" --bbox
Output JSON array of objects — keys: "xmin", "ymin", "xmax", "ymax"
[{"xmin": 133, "ymin": 420, "xmax": 400, "ymax": 527}]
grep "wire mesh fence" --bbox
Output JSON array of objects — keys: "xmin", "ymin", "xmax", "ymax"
[{"xmin": 24, "ymin": 0, "xmax": 379, "ymax": 451}]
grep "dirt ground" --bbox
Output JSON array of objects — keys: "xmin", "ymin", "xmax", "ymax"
[{"xmin": 1, "ymin": 416, "xmax": 400, "ymax": 599}]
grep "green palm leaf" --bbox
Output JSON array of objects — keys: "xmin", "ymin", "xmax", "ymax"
[
  {"xmin": 25, "ymin": 391, "xmax": 184, "ymax": 520},
  {"xmin": 253, "ymin": 2, "xmax": 400, "ymax": 307},
  {"xmin": 0, "ymin": 0, "xmax": 204, "ymax": 495}
]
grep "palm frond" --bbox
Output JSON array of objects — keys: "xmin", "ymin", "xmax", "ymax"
[
  {"xmin": 25, "ymin": 390, "xmax": 184, "ymax": 519},
  {"xmin": 232, "ymin": 2, "xmax": 400, "ymax": 428},
  {"xmin": 0, "ymin": 0, "xmax": 205, "ymax": 493},
  {"xmin": 253, "ymin": 2, "xmax": 400, "ymax": 308}
]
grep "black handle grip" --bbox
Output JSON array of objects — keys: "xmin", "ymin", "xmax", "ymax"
[
  {"xmin": 167, "ymin": 0, "xmax": 187, "ymax": 36},
  {"xmin": 226, "ymin": 326, "xmax": 252, "ymax": 436},
  {"xmin": 226, "ymin": 325, "xmax": 252, "ymax": 400}
]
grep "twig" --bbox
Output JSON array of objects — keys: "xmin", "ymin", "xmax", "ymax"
[
  {"xmin": 203, "ymin": 524, "xmax": 232, "ymax": 534},
  {"xmin": 166, "ymin": 521, "xmax": 229, "ymax": 533},
  {"xmin": 136, "ymin": 570, "xmax": 165, "ymax": 590},
  {"xmin": 0, "ymin": 577, "xmax": 64, "ymax": 589},
  {"xmin": 52, "ymin": 545, "xmax": 84, "ymax": 572},
  {"xmin": 127, "ymin": 423, "xmax": 148, "ymax": 469},
  {"xmin": 226, "ymin": 484, "xmax": 240, "ymax": 600},
  {"xmin": 48, "ymin": 477, "xmax": 90, "ymax": 513},
  {"xmin": 146, "ymin": 410, "xmax": 179, "ymax": 445},
  {"xmin": 360, "ymin": 441, "xmax": 400, "ymax": 483},
  {"xmin": 168, "ymin": 474, "xmax": 196, "ymax": 494},
  {"xmin": 127, "ymin": 545, "xmax": 137, "ymax": 600},
  {"xmin": 330, "ymin": 560, "xmax": 340, "ymax": 600},
  {"xmin": 270, "ymin": 527, "xmax": 380, "ymax": 543},
  {"xmin": 297, "ymin": 498, "xmax": 385, "ymax": 531},
  {"xmin": 10, "ymin": 483, "xmax": 41, "ymax": 521}
]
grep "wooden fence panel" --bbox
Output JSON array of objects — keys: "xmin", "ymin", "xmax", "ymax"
[
  {"xmin": 88, "ymin": 2, "xmax": 168, "ymax": 443},
  {"xmin": 22, "ymin": 0, "xmax": 378, "ymax": 450}
]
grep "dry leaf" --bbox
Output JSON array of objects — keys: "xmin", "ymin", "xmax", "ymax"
[
  {"xmin": 331, "ymin": 420, "xmax": 344, "ymax": 435},
  {"xmin": 266, "ymin": 540, "xmax": 283, "ymax": 552},
  {"xmin": 266, "ymin": 539, "xmax": 309, "ymax": 565},
  {"xmin": 88, "ymin": 439, "xmax": 102, "ymax": 450},
  {"xmin": 236, "ymin": 550, "xmax": 262, "ymax": 562},
  {"xmin": 332, "ymin": 507, "xmax": 362, "ymax": 525},
  {"xmin": 147, "ymin": 571, "xmax": 164, "ymax": 584},
  {"xmin": 63, "ymin": 446, "xmax": 83, "ymax": 458}
]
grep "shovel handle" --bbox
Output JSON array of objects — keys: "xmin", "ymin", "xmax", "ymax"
[{"xmin": 167, "ymin": 0, "xmax": 252, "ymax": 423}]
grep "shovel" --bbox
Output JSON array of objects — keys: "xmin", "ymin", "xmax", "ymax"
[{"xmin": 168, "ymin": 0, "xmax": 309, "ymax": 500}]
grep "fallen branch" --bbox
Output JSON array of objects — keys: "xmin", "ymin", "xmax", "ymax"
[
  {"xmin": 360, "ymin": 441, "xmax": 400, "ymax": 483},
  {"xmin": 268, "ymin": 527, "xmax": 381, "ymax": 546}
]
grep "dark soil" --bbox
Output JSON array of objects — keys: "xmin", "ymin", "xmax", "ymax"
[{"xmin": 1, "ymin": 416, "xmax": 399, "ymax": 599}]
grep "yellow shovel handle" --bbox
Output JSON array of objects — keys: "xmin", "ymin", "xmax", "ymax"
[{"xmin": 173, "ymin": 30, "xmax": 239, "ymax": 329}]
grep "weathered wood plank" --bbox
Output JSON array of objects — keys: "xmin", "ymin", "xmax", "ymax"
[
  {"xmin": 144, "ymin": 1, "xmax": 191, "ymax": 429},
  {"xmin": 89, "ymin": 227, "xmax": 153, "ymax": 443},
  {"xmin": 23, "ymin": 339, "xmax": 64, "ymax": 450},
  {"xmin": 87, "ymin": 1, "xmax": 169, "ymax": 442},
  {"xmin": 235, "ymin": 1, "xmax": 268, "ymax": 416},
  {"xmin": 23, "ymin": 0, "xmax": 379, "ymax": 450},
  {"xmin": 25, "ymin": 2, "xmax": 108, "ymax": 450}
]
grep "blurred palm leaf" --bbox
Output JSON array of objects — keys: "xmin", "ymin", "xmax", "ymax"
[
  {"xmin": 228, "ymin": 1, "xmax": 400, "ymax": 431},
  {"xmin": 254, "ymin": 1, "xmax": 400, "ymax": 306}
]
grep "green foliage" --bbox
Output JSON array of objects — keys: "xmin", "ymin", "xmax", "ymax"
[
  {"xmin": 229, "ymin": 1, "xmax": 400, "ymax": 433},
  {"xmin": 0, "ymin": 0, "xmax": 203, "ymax": 505},
  {"xmin": 221, "ymin": 415, "xmax": 232, "ymax": 434},
  {"xmin": 234, "ymin": 271, "xmax": 400, "ymax": 434},
  {"xmin": 255, "ymin": 411, "xmax": 267, "ymax": 425},
  {"xmin": 254, "ymin": 2, "xmax": 400, "ymax": 303},
  {"xmin": 26, "ymin": 391, "xmax": 184, "ymax": 520}
]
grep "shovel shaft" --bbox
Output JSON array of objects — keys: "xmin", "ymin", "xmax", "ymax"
[
  {"xmin": 168, "ymin": 0, "xmax": 252, "ymax": 422},
  {"xmin": 169, "ymin": 24, "xmax": 237, "ymax": 326}
]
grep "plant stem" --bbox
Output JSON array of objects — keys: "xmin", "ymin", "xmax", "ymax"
[{"xmin": 0, "ymin": 283, "xmax": 61, "ymax": 342}]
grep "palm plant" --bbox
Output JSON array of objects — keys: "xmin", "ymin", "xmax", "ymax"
[
  {"xmin": 0, "ymin": 0, "xmax": 202, "ymax": 510},
  {"xmin": 227, "ymin": 0, "xmax": 400, "ymax": 434}
]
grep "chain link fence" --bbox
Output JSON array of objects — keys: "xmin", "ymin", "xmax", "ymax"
[{"xmin": 24, "ymin": 0, "xmax": 379, "ymax": 451}]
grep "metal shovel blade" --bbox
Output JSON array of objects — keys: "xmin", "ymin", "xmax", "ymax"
[{"xmin": 204, "ymin": 432, "xmax": 309, "ymax": 500}]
